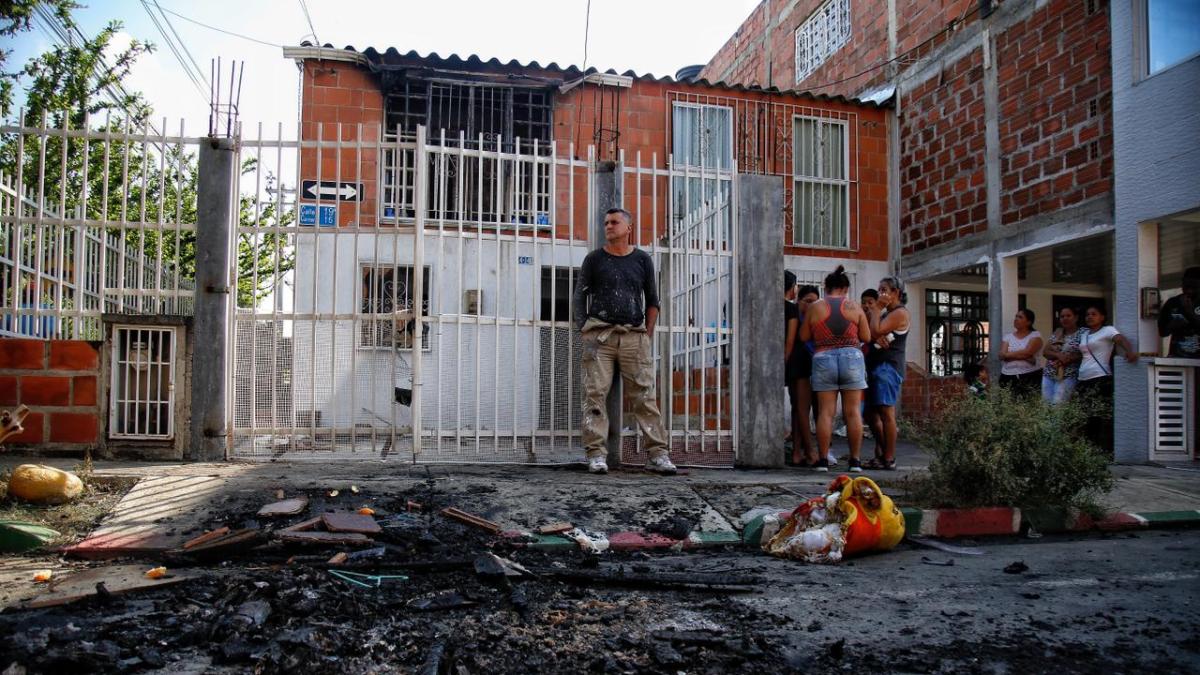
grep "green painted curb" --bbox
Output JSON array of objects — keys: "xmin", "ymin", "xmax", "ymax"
[
  {"xmin": 690, "ymin": 530, "xmax": 741, "ymax": 547},
  {"xmin": 524, "ymin": 533, "xmax": 577, "ymax": 550},
  {"xmin": 1136, "ymin": 510, "xmax": 1200, "ymax": 524},
  {"xmin": 741, "ymin": 515, "xmax": 767, "ymax": 547},
  {"xmin": 900, "ymin": 507, "xmax": 922, "ymax": 535}
]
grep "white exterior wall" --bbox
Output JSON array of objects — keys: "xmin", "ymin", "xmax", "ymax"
[{"xmin": 290, "ymin": 231, "xmax": 588, "ymax": 434}]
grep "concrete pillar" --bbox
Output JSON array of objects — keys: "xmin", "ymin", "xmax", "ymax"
[
  {"xmin": 190, "ymin": 138, "xmax": 237, "ymax": 461},
  {"xmin": 735, "ymin": 174, "xmax": 785, "ymax": 468},
  {"xmin": 989, "ymin": 253, "xmax": 1019, "ymax": 374},
  {"xmin": 1113, "ymin": 221, "xmax": 1157, "ymax": 463},
  {"xmin": 591, "ymin": 161, "xmax": 624, "ymax": 467}
]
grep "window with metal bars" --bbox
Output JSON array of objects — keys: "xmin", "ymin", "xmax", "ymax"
[
  {"xmin": 794, "ymin": 0, "xmax": 852, "ymax": 83},
  {"xmin": 793, "ymin": 115, "xmax": 849, "ymax": 248},
  {"xmin": 382, "ymin": 79, "xmax": 553, "ymax": 225},
  {"xmin": 926, "ymin": 289, "xmax": 989, "ymax": 377},
  {"xmin": 359, "ymin": 264, "xmax": 431, "ymax": 350}
]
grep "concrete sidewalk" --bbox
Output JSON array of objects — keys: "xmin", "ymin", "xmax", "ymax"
[{"xmin": 3, "ymin": 439, "xmax": 1198, "ymax": 558}]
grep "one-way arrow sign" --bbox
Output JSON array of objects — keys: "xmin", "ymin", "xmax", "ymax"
[{"xmin": 301, "ymin": 180, "xmax": 363, "ymax": 202}]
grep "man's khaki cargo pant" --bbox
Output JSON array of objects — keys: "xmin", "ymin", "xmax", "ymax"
[{"xmin": 579, "ymin": 318, "xmax": 670, "ymax": 460}]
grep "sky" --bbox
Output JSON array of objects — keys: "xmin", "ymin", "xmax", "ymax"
[{"xmin": 4, "ymin": 0, "xmax": 761, "ymax": 136}]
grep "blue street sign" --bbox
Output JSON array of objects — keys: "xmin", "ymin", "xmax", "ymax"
[
  {"xmin": 518, "ymin": 256, "xmax": 533, "ymax": 265},
  {"xmin": 299, "ymin": 203, "xmax": 337, "ymax": 227}
]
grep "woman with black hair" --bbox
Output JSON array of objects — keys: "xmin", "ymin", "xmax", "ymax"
[
  {"xmin": 1076, "ymin": 303, "xmax": 1137, "ymax": 455},
  {"xmin": 800, "ymin": 266, "xmax": 870, "ymax": 472},
  {"xmin": 999, "ymin": 308, "xmax": 1043, "ymax": 397},
  {"xmin": 864, "ymin": 276, "xmax": 909, "ymax": 470},
  {"xmin": 784, "ymin": 272, "xmax": 819, "ymax": 465}
]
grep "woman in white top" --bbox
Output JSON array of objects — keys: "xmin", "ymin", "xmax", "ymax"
[
  {"xmin": 1076, "ymin": 303, "xmax": 1137, "ymax": 455},
  {"xmin": 999, "ymin": 309, "xmax": 1043, "ymax": 397}
]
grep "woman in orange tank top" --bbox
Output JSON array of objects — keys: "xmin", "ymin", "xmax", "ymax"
[{"xmin": 800, "ymin": 266, "xmax": 871, "ymax": 473}]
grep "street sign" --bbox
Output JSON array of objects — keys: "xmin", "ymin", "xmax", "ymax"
[
  {"xmin": 301, "ymin": 180, "xmax": 363, "ymax": 202},
  {"xmin": 299, "ymin": 203, "xmax": 337, "ymax": 227}
]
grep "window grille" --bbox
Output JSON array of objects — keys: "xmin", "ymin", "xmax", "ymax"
[
  {"xmin": 381, "ymin": 79, "xmax": 553, "ymax": 224},
  {"xmin": 794, "ymin": 0, "xmax": 852, "ymax": 83},
  {"xmin": 926, "ymin": 289, "xmax": 990, "ymax": 377},
  {"xmin": 360, "ymin": 264, "xmax": 431, "ymax": 350},
  {"xmin": 793, "ymin": 115, "xmax": 849, "ymax": 248},
  {"xmin": 109, "ymin": 326, "xmax": 177, "ymax": 439},
  {"xmin": 670, "ymin": 103, "xmax": 734, "ymax": 225}
]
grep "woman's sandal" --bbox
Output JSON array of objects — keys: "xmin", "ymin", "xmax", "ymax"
[
  {"xmin": 863, "ymin": 457, "xmax": 886, "ymax": 470},
  {"xmin": 882, "ymin": 459, "xmax": 897, "ymax": 471}
]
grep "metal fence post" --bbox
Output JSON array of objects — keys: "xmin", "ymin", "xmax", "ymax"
[
  {"xmin": 190, "ymin": 137, "xmax": 237, "ymax": 461},
  {"xmin": 591, "ymin": 160, "xmax": 624, "ymax": 467}
]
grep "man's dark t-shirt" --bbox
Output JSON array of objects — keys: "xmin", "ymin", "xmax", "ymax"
[
  {"xmin": 577, "ymin": 248, "xmax": 660, "ymax": 327},
  {"xmin": 1158, "ymin": 294, "xmax": 1200, "ymax": 358}
]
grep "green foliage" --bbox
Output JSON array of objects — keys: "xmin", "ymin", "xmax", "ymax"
[
  {"xmin": 0, "ymin": 0, "xmax": 80, "ymax": 116},
  {"xmin": 909, "ymin": 386, "xmax": 1114, "ymax": 511},
  {"xmin": 0, "ymin": 2, "xmax": 293, "ymax": 310}
]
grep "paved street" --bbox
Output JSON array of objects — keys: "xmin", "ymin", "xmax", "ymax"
[{"xmin": 719, "ymin": 529, "xmax": 1200, "ymax": 672}]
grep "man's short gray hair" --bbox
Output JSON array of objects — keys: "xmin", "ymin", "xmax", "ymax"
[{"xmin": 605, "ymin": 207, "xmax": 632, "ymax": 223}]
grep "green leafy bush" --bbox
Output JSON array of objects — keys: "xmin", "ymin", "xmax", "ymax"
[{"xmin": 909, "ymin": 386, "xmax": 1113, "ymax": 511}]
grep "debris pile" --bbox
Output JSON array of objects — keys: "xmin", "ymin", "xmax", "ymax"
[{"xmin": 0, "ymin": 481, "xmax": 791, "ymax": 673}]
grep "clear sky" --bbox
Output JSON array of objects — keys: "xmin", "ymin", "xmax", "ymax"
[{"xmin": 4, "ymin": 0, "xmax": 760, "ymax": 136}]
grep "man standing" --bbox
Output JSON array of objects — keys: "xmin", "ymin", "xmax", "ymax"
[
  {"xmin": 574, "ymin": 208, "xmax": 675, "ymax": 475},
  {"xmin": 1158, "ymin": 267, "xmax": 1200, "ymax": 359}
]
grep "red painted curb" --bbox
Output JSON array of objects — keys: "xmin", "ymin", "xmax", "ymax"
[
  {"xmin": 608, "ymin": 531, "xmax": 679, "ymax": 551},
  {"xmin": 933, "ymin": 507, "xmax": 1018, "ymax": 538},
  {"xmin": 1092, "ymin": 512, "xmax": 1146, "ymax": 531},
  {"xmin": 64, "ymin": 532, "xmax": 177, "ymax": 560}
]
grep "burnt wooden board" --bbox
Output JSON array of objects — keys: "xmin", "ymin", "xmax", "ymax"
[
  {"xmin": 257, "ymin": 497, "xmax": 309, "ymax": 517},
  {"xmin": 277, "ymin": 531, "xmax": 374, "ymax": 546},
  {"xmin": 322, "ymin": 512, "xmax": 382, "ymax": 535},
  {"xmin": 24, "ymin": 565, "xmax": 196, "ymax": 609}
]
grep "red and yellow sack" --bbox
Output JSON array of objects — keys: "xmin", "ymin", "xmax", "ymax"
[{"xmin": 764, "ymin": 475, "xmax": 905, "ymax": 563}]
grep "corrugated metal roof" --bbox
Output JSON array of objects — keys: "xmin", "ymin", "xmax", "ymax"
[{"xmin": 292, "ymin": 43, "xmax": 888, "ymax": 108}]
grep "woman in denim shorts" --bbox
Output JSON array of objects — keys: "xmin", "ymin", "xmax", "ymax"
[{"xmin": 800, "ymin": 266, "xmax": 871, "ymax": 472}]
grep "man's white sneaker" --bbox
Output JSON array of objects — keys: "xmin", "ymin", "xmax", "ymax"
[
  {"xmin": 645, "ymin": 455, "xmax": 678, "ymax": 475},
  {"xmin": 588, "ymin": 456, "xmax": 609, "ymax": 474}
]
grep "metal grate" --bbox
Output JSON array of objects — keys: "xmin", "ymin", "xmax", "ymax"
[
  {"xmin": 1151, "ymin": 364, "xmax": 1194, "ymax": 460},
  {"xmin": 109, "ymin": 325, "xmax": 177, "ymax": 439}
]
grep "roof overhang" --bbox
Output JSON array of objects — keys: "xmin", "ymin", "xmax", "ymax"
[{"xmin": 282, "ymin": 45, "xmax": 369, "ymax": 66}]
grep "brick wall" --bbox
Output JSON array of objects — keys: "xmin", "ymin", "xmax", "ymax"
[
  {"xmin": 701, "ymin": 2, "xmax": 770, "ymax": 87},
  {"xmin": 900, "ymin": 363, "xmax": 965, "ymax": 422},
  {"xmin": 299, "ymin": 60, "xmax": 385, "ymax": 227},
  {"xmin": 294, "ymin": 55, "xmax": 889, "ymax": 261},
  {"xmin": 996, "ymin": 0, "xmax": 1112, "ymax": 226},
  {"xmin": 0, "ymin": 338, "xmax": 101, "ymax": 448},
  {"xmin": 899, "ymin": 47, "xmax": 987, "ymax": 255}
]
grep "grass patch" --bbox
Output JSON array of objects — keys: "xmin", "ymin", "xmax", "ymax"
[{"xmin": 0, "ymin": 465, "xmax": 138, "ymax": 547}]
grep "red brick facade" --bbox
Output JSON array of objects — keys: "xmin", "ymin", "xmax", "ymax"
[
  {"xmin": 997, "ymin": 0, "xmax": 1112, "ymax": 226},
  {"xmin": 0, "ymin": 338, "xmax": 101, "ymax": 447},
  {"xmin": 294, "ymin": 53, "xmax": 890, "ymax": 262},
  {"xmin": 704, "ymin": 0, "xmax": 1115, "ymax": 258},
  {"xmin": 899, "ymin": 48, "xmax": 988, "ymax": 254},
  {"xmin": 900, "ymin": 363, "xmax": 966, "ymax": 422}
]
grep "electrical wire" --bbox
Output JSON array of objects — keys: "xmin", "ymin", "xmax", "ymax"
[
  {"xmin": 154, "ymin": 4, "xmax": 282, "ymax": 48},
  {"xmin": 153, "ymin": 0, "xmax": 211, "ymax": 89},
  {"xmin": 139, "ymin": 0, "xmax": 209, "ymax": 103},
  {"xmin": 297, "ymin": 0, "xmax": 320, "ymax": 46}
]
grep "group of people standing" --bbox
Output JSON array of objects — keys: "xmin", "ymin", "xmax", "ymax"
[
  {"xmin": 784, "ymin": 266, "xmax": 909, "ymax": 473},
  {"xmin": 989, "ymin": 303, "xmax": 1137, "ymax": 454}
]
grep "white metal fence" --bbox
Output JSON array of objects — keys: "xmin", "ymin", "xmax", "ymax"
[
  {"xmin": 0, "ymin": 112, "xmax": 198, "ymax": 340},
  {"xmin": 1, "ymin": 113, "xmax": 740, "ymax": 466},
  {"xmin": 231, "ymin": 123, "xmax": 738, "ymax": 465}
]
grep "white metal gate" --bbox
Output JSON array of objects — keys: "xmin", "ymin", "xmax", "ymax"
[
  {"xmin": 109, "ymin": 325, "xmax": 178, "ymax": 439},
  {"xmin": 229, "ymin": 124, "xmax": 739, "ymax": 465}
]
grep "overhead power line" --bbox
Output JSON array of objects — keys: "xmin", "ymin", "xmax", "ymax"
[
  {"xmin": 139, "ymin": 0, "xmax": 209, "ymax": 104},
  {"xmin": 297, "ymin": 0, "xmax": 320, "ymax": 45},
  {"xmin": 154, "ymin": 5, "xmax": 282, "ymax": 48}
]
